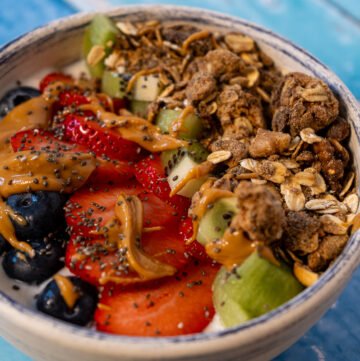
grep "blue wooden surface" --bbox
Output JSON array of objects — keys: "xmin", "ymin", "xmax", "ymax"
[{"xmin": 0, "ymin": 1, "xmax": 359, "ymax": 360}]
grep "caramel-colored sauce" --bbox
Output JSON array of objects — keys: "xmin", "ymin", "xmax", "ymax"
[
  {"xmin": 0, "ymin": 198, "xmax": 34, "ymax": 257},
  {"xmin": 54, "ymin": 274, "xmax": 80, "ymax": 310},
  {"xmin": 80, "ymin": 104, "xmax": 187, "ymax": 152},
  {"xmin": 98, "ymin": 194, "xmax": 176, "ymax": 285},
  {"xmin": 206, "ymin": 228, "xmax": 256, "ymax": 270},
  {"xmin": 0, "ymin": 97, "xmax": 51, "ymax": 151},
  {"xmin": 169, "ymin": 160, "xmax": 214, "ymax": 197},
  {"xmin": 0, "ymin": 151, "xmax": 96, "ymax": 197},
  {"xmin": 169, "ymin": 105, "xmax": 195, "ymax": 138},
  {"xmin": 126, "ymin": 67, "xmax": 161, "ymax": 93},
  {"xmin": 190, "ymin": 185, "xmax": 235, "ymax": 243}
]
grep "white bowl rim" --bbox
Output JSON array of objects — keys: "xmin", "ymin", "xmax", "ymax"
[{"xmin": 0, "ymin": 4, "xmax": 359, "ymax": 357}]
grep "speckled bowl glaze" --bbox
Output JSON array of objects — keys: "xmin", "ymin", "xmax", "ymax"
[{"xmin": 0, "ymin": 5, "xmax": 359, "ymax": 361}]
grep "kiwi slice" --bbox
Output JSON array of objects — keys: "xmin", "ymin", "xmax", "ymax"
[
  {"xmin": 162, "ymin": 143, "xmax": 209, "ymax": 198},
  {"xmin": 132, "ymin": 75, "xmax": 162, "ymax": 102},
  {"xmin": 101, "ymin": 70, "xmax": 127, "ymax": 98},
  {"xmin": 197, "ymin": 197, "xmax": 238, "ymax": 246},
  {"xmin": 156, "ymin": 108, "xmax": 203, "ymax": 140},
  {"xmin": 213, "ymin": 252, "xmax": 304, "ymax": 327},
  {"xmin": 83, "ymin": 14, "xmax": 119, "ymax": 78},
  {"xmin": 130, "ymin": 100, "xmax": 150, "ymax": 118}
]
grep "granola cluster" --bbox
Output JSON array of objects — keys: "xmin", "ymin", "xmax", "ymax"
[{"xmin": 104, "ymin": 21, "xmax": 357, "ymax": 278}]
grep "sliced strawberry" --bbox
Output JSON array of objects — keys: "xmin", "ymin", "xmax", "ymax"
[
  {"xmin": 11, "ymin": 129, "xmax": 89, "ymax": 153},
  {"xmin": 39, "ymin": 72, "xmax": 73, "ymax": 92},
  {"xmin": 58, "ymin": 89, "xmax": 90, "ymax": 108},
  {"xmin": 88, "ymin": 159, "xmax": 135, "ymax": 186},
  {"xmin": 180, "ymin": 218, "xmax": 208, "ymax": 261},
  {"xmin": 112, "ymin": 98, "xmax": 127, "ymax": 114},
  {"xmin": 65, "ymin": 184, "xmax": 180, "ymax": 237},
  {"xmin": 63, "ymin": 114, "xmax": 141, "ymax": 161},
  {"xmin": 95, "ymin": 260, "xmax": 219, "ymax": 336},
  {"xmin": 134, "ymin": 155, "xmax": 190, "ymax": 215},
  {"xmin": 66, "ymin": 225, "xmax": 189, "ymax": 286}
]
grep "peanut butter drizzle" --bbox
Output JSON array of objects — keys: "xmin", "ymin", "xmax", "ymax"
[
  {"xmin": 0, "ymin": 198, "xmax": 34, "ymax": 257},
  {"xmin": 98, "ymin": 194, "xmax": 176, "ymax": 285},
  {"xmin": 80, "ymin": 104, "xmax": 187, "ymax": 152},
  {"xmin": 169, "ymin": 161, "xmax": 214, "ymax": 197},
  {"xmin": 0, "ymin": 151, "xmax": 96, "ymax": 198},
  {"xmin": 0, "ymin": 97, "xmax": 51, "ymax": 152},
  {"xmin": 126, "ymin": 67, "xmax": 161, "ymax": 93},
  {"xmin": 169, "ymin": 105, "xmax": 195, "ymax": 137},
  {"xmin": 54, "ymin": 274, "xmax": 80, "ymax": 310},
  {"xmin": 190, "ymin": 185, "xmax": 235, "ymax": 243},
  {"xmin": 206, "ymin": 228, "xmax": 256, "ymax": 270},
  {"xmin": 182, "ymin": 30, "xmax": 210, "ymax": 52},
  {"xmin": 351, "ymin": 213, "xmax": 360, "ymax": 234}
]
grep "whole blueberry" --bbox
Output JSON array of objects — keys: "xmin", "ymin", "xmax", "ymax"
[
  {"xmin": 0, "ymin": 235, "xmax": 10, "ymax": 256},
  {"xmin": 2, "ymin": 237, "xmax": 65, "ymax": 284},
  {"xmin": 6, "ymin": 191, "xmax": 67, "ymax": 241},
  {"xmin": 37, "ymin": 276, "xmax": 98, "ymax": 326},
  {"xmin": 0, "ymin": 86, "xmax": 40, "ymax": 118}
]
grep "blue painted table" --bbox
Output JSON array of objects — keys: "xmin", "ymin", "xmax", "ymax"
[{"xmin": 0, "ymin": 1, "xmax": 359, "ymax": 360}]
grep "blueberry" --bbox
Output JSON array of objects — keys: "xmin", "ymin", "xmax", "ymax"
[
  {"xmin": 0, "ymin": 235, "xmax": 10, "ymax": 256},
  {"xmin": 37, "ymin": 277, "xmax": 98, "ymax": 326},
  {"xmin": 6, "ymin": 191, "xmax": 67, "ymax": 241},
  {"xmin": 2, "ymin": 236, "xmax": 65, "ymax": 284},
  {"xmin": 0, "ymin": 86, "xmax": 40, "ymax": 118}
]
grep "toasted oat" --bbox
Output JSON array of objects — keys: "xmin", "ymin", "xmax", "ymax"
[
  {"xmin": 288, "ymin": 136, "xmax": 301, "ymax": 151},
  {"xmin": 251, "ymin": 179, "xmax": 267, "ymax": 185},
  {"xmin": 293, "ymin": 169, "xmax": 317, "ymax": 187},
  {"xmin": 300, "ymin": 84, "xmax": 329, "ymax": 102},
  {"xmin": 281, "ymin": 178, "xmax": 305, "ymax": 211},
  {"xmin": 244, "ymin": 67, "xmax": 260, "ymax": 88},
  {"xmin": 346, "ymin": 213, "xmax": 356, "ymax": 224},
  {"xmin": 207, "ymin": 150, "xmax": 232, "ymax": 164},
  {"xmin": 294, "ymin": 263, "xmax": 319, "ymax": 287},
  {"xmin": 339, "ymin": 172, "xmax": 355, "ymax": 198},
  {"xmin": 305, "ymin": 199, "xmax": 338, "ymax": 211},
  {"xmin": 310, "ymin": 172, "xmax": 327, "ymax": 195},
  {"xmin": 320, "ymin": 214, "xmax": 348, "ymax": 235},
  {"xmin": 104, "ymin": 51, "xmax": 120, "ymax": 68},
  {"xmin": 224, "ymin": 33, "xmax": 255, "ymax": 53},
  {"xmin": 87, "ymin": 45, "xmax": 106, "ymax": 66},
  {"xmin": 255, "ymin": 87, "xmax": 271, "ymax": 102},
  {"xmin": 255, "ymin": 160, "xmax": 289, "ymax": 184},
  {"xmin": 300, "ymin": 128, "xmax": 323, "ymax": 144},
  {"xmin": 240, "ymin": 158, "xmax": 258, "ymax": 172},
  {"xmin": 116, "ymin": 21, "xmax": 138, "ymax": 36},
  {"xmin": 280, "ymin": 159, "xmax": 300, "ymax": 169},
  {"xmin": 343, "ymin": 193, "xmax": 359, "ymax": 214}
]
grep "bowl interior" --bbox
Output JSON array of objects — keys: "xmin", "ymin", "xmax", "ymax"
[{"xmin": 0, "ymin": 4, "xmax": 359, "ymax": 355}]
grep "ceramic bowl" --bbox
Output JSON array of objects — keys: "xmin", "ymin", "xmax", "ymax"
[{"xmin": 0, "ymin": 5, "xmax": 359, "ymax": 361}]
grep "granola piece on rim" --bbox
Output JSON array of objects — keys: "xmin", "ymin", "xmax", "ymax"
[
  {"xmin": 307, "ymin": 234, "xmax": 348, "ymax": 271},
  {"xmin": 284, "ymin": 211, "xmax": 321, "ymax": 254},
  {"xmin": 216, "ymin": 84, "xmax": 266, "ymax": 134},
  {"xmin": 209, "ymin": 137, "xmax": 248, "ymax": 168},
  {"xmin": 271, "ymin": 72, "xmax": 339, "ymax": 136},
  {"xmin": 185, "ymin": 72, "xmax": 217, "ymax": 103},
  {"xmin": 313, "ymin": 139, "xmax": 346, "ymax": 193},
  {"xmin": 232, "ymin": 181, "xmax": 285, "ymax": 244},
  {"xmin": 326, "ymin": 117, "xmax": 351, "ymax": 142},
  {"xmin": 199, "ymin": 48, "xmax": 244, "ymax": 79},
  {"xmin": 249, "ymin": 128, "xmax": 291, "ymax": 158}
]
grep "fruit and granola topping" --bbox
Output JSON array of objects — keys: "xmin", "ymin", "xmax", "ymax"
[{"xmin": 0, "ymin": 15, "xmax": 357, "ymax": 336}]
